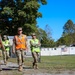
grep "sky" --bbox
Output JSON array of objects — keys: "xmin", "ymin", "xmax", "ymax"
[{"xmin": 37, "ymin": 0, "xmax": 75, "ymax": 41}]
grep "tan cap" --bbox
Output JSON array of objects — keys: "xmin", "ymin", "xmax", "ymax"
[
  {"xmin": 3, "ymin": 35, "xmax": 7, "ymax": 38},
  {"xmin": 31, "ymin": 33, "xmax": 36, "ymax": 36},
  {"xmin": 18, "ymin": 27, "xmax": 22, "ymax": 31}
]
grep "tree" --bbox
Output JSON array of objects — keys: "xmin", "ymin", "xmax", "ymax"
[
  {"xmin": 63, "ymin": 19, "xmax": 75, "ymax": 36},
  {"xmin": 56, "ymin": 19, "xmax": 75, "ymax": 46},
  {"xmin": 36, "ymin": 27, "xmax": 55, "ymax": 47},
  {"xmin": 56, "ymin": 35, "xmax": 71, "ymax": 46},
  {"xmin": 37, "ymin": 28, "xmax": 48, "ymax": 44},
  {"xmin": 45, "ymin": 24, "xmax": 52, "ymax": 39},
  {"xmin": 0, "ymin": 0, "xmax": 47, "ymax": 35}
]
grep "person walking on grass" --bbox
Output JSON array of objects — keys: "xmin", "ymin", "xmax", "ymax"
[
  {"xmin": 12, "ymin": 27, "xmax": 28, "ymax": 72},
  {"xmin": 30, "ymin": 33, "xmax": 41, "ymax": 69},
  {"xmin": 2, "ymin": 35, "xmax": 10, "ymax": 65},
  {"xmin": 0, "ymin": 35, "xmax": 5, "ymax": 71}
]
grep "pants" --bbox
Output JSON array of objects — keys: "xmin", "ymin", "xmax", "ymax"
[
  {"xmin": 16, "ymin": 50, "xmax": 25, "ymax": 66},
  {"xmin": 2, "ymin": 50, "xmax": 10, "ymax": 62},
  {"xmin": 0, "ymin": 50, "xmax": 2, "ymax": 57},
  {"xmin": 32, "ymin": 52, "xmax": 40, "ymax": 66},
  {"xmin": 0, "ymin": 65, "xmax": 2, "ymax": 71}
]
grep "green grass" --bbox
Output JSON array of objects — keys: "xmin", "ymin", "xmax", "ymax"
[
  {"xmin": 1, "ymin": 55, "xmax": 75, "ymax": 71},
  {"xmin": 24, "ymin": 55, "xmax": 75, "ymax": 71},
  {"xmin": 38, "ymin": 55, "xmax": 75, "ymax": 71}
]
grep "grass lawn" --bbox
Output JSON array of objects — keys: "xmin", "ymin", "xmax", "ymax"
[
  {"xmin": 6, "ymin": 55, "xmax": 75, "ymax": 70},
  {"xmin": 24, "ymin": 55, "xmax": 75, "ymax": 71},
  {"xmin": 0, "ymin": 55, "xmax": 75, "ymax": 75},
  {"xmin": 39, "ymin": 55, "xmax": 75, "ymax": 71}
]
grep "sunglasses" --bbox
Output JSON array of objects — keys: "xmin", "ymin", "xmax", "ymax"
[
  {"xmin": 18, "ymin": 30, "xmax": 22, "ymax": 31},
  {"xmin": 32, "ymin": 35, "xmax": 36, "ymax": 36}
]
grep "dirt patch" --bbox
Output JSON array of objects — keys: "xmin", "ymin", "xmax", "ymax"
[
  {"xmin": 0, "ymin": 60, "xmax": 75, "ymax": 75},
  {"xmin": 0, "ymin": 68, "xmax": 75, "ymax": 75}
]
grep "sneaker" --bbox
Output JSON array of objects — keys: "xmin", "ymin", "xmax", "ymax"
[
  {"xmin": 0, "ymin": 68, "xmax": 2, "ymax": 71},
  {"xmin": 35, "ymin": 63, "xmax": 38, "ymax": 69},
  {"xmin": 18, "ymin": 66, "xmax": 23, "ymax": 72}
]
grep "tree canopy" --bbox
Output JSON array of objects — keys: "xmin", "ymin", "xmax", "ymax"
[
  {"xmin": 63, "ymin": 20, "xmax": 75, "ymax": 36},
  {"xmin": 0, "ymin": 0, "xmax": 55, "ymax": 47},
  {"xmin": 56, "ymin": 19, "xmax": 75, "ymax": 46},
  {"xmin": 0, "ymin": 0, "xmax": 47, "ymax": 35}
]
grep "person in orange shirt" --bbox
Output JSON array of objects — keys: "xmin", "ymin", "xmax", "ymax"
[
  {"xmin": 12, "ymin": 27, "xmax": 28, "ymax": 72},
  {"xmin": 0, "ymin": 35, "xmax": 5, "ymax": 71}
]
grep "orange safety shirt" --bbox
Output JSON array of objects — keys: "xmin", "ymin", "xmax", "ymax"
[{"xmin": 14, "ymin": 35, "xmax": 27, "ymax": 50}]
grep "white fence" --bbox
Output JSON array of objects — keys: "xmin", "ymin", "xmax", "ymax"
[
  {"xmin": 41, "ymin": 47, "xmax": 75, "ymax": 56},
  {"xmin": 7, "ymin": 36, "xmax": 75, "ymax": 56}
]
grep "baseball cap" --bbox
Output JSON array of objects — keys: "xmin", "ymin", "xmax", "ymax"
[
  {"xmin": 3, "ymin": 35, "xmax": 7, "ymax": 38},
  {"xmin": 18, "ymin": 27, "xmax": 22, "ymax": 31},
  {"xmin": 31, "ymin": 33, "xmax": 36, "ymax": 36}
]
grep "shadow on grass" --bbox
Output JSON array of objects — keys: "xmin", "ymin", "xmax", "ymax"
[
  {"xmin": 2, "ymin": 67, "xmax": 18, "ymax": 71},
  {"xmin": 1, "ymin": 66, "xmax": 32, "ymax": 71}
]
